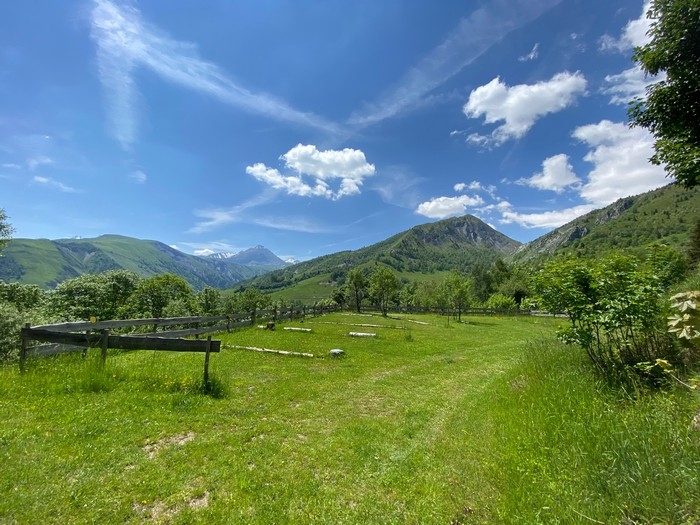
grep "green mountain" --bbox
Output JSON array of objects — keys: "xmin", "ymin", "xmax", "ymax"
[
  {"xmin": 247, "ymin": 214, "xmax": 522, "ymax": 293},
  {"xmin": 3, "ymin": 184, "xmax": 697, "ymax": 293},
  {"xmin": 0, "ymin": 235, "xmax": 277, "ymax": 289},
  {"xmin": 512, "ymin": 184, "xmax": 700, "ymax": 264},
  {"xmin": 243, "ymin": 184, "xmax": 700, "ymax": 298}
]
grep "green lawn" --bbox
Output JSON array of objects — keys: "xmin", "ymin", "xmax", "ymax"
[{"xmin": 1, "ymin": 312, "xmax": 698, "ymax": 524}]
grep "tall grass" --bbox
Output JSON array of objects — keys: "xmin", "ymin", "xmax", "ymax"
[{"xmin": 483, "ymin": 339, "xmax": 700, "ymax": 524}]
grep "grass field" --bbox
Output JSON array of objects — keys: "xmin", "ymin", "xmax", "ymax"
[{"xmin": 1, "ymin": 312, "xmax": 699, "ymax": 524}]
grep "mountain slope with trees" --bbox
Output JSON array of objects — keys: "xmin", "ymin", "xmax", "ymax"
[
  {"xmin": 512, "ymin": 184, "xmax": 700, "ymax": 264},
  {"xmin": 247, "ymin": 214, "xmax": 522, "ymax": 293},
  {"xmin": 0, "ymin": 235, "xmax": 282, "ymax": 289},
  {"xmin": 1, "ymin": 184, "xmax": 697, "ymax": 294}
]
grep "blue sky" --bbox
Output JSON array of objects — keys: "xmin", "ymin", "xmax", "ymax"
[{"xmin": 1, "ymin": 0, "xmax": 668, "ymax": 261}]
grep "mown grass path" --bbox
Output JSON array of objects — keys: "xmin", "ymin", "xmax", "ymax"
[{"xmin": 1, "ymin": 312, "xmax": 697, "ymax": 524}]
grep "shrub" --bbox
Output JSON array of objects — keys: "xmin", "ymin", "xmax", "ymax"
[
  {"xmin": 533, "ymin": 252, "xmax": 677, "ymax": 388},
  {"xmin": 485, "ymin": 293, "xmax": 517, "ymax": 310},
  {"xmin": 0, "ymin": 301, "xmax": 23, "ymax": 362},
  {"xmin": 667, "ymin": 290, "xmax": 700, "ymax": 370}
]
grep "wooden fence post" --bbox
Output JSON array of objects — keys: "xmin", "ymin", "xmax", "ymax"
[
  {"xmin": 203, "ymin": 336, "xmax": 212, "ymax": 386},
  {"xmin": 101, "ymin": 329, "xmax": 109, "ymax": 366},
  {"xmin": 19, "ymin": 323, "xmax": 29, "ymax": 373},
  {"xmin": 82, "ymin": 330, "xmax": 90, "ymax": 358}
]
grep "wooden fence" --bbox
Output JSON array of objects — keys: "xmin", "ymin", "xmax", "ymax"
[
  {"xmin": 18, "ymin": 304, "xmax": 338, "ymax": 377},
  {"xmin": 18, "ymin": 303, "xmax": 534, "ymax": 375},
  {"xmin": 19, "ymin": 315, "xmax": 226, "ymax": 382}
]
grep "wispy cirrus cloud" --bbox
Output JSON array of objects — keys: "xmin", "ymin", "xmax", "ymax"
[
  {"xmin": 90, "ymin": 0, "xmax": 341, "ymax": 150},
  {"xmin": 129, "ymin": 170, "xmax": 147, "ymax": 184},
  {"xmin": 27, "ymin": 155, "xmax": 54, "ymax": 170},
  {"xmin": 518, "ymin": 43, "xmax": 540, "ymax": 62},
  {"xmin": 188, "ymin": 193, "xmax": 271, "ymax": 234},
  {"xmin": 32, "ymin": 176, "xmax": 80, "ymax": 193},
  {"xmin": 188, "ymin": 188, "xmax": 333, "ymax": 235},
  {"xmin": 347, "ymin": 0, "xmax": 562, "ymax": 128}
]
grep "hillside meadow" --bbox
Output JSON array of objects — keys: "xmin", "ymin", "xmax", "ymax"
[{"xmin": 1, "ymin": 312, "xmax": 699, "ymax": 524}]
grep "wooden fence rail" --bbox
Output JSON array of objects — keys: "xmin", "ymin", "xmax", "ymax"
[
  {"xmin": 17, "ymin": 305, "xmax": 336, "ymax": 378},
  {"xmin": 20, "ymin": 319, "xmax": 222, "ymax": 383}
]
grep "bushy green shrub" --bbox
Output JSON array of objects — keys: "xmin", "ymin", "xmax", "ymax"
[
  {"xmin": 533, "ymin": 252, "xmax": 677, "ymax": 388},
  {"xmin": 0, "ymin": 301, "xmax": 23, "ymax": 362},
  {"xmin": 668, "ymin": 290, "xmax": 700, "ymax": 371},
  {"xmin": 485, "ymin": 292, "xmax": 517, "ymax": 310}
]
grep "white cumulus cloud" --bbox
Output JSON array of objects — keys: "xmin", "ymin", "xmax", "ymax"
[
  {"xmin": 600, "ymin": 1, "xmax": 652, "ymax": 52},
  {"xmin": 463, "ymin": 71, "xmax": 587, "ymax": 146},
  {"xmin": 415, "ymin": 194, "xmax": 484, "ymax": 219},
  {"xmin": 603, "ymin": 67, "xmax": 651, "ymax": 104},
  {"xmin": 573, "ymin": 120, "xmax": 668, "ymax": 205},
  {"xmin": 518, "ymin": 153, "xmax": 580, "ymax": 193},
  {"xmin": 247, "ymin": 144, "xmax": 376, "ymax": 200},
  {"xmin": 246, "ymin": 163, "xmax": 333, "ymax": 199},
  {"xmin": 500, "ymin": 203, "xmax": 598, "ymax": 229}
]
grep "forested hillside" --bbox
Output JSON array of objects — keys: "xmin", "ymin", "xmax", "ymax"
[
  {"xmin": 0, "ymin": 235, "xmax": 272, "ymax": 289},
  {"xmin": 247, "ymin": 215, "xmax": 521, "ymax": 293},
  {"xmin": 513, "ymin": 184, "xmax": 700, "ymax": 263}
]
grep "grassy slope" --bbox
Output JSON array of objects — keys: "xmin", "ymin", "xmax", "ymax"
[
  {"xmin": 1, "ymin": 313, "xmax": 698, "ymax": 524},
  {"xmin": 0, "ymin": 239, "xmax": 78, "ymax": 287},
  {"xmin": 0, "ymin": 235, "xmax": 263, "ymax": 290},
  {"xmin": 268, "ymin": 270, "xmax": 451, "ymax": 304}
]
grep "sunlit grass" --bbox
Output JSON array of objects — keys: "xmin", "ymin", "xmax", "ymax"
[{"xmin": 1, "ymin": 312, "xmax": 698, "ymax": 524}]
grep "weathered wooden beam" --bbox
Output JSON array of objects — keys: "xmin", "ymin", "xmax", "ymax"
[
  {"xmin": 129, "ymin": 323, "xmax": 229, "ymax": 339},
  {"xmin": 230, "ymin": 344, "xmax": 314, "ymax": 358},
  {"xmin": 21, "ymin": 327, "xmax": 220, "ymax": 353},
  {"xmin": 32, "ymin": 315, "xmax": 229, "ymax": 333},
  {"xmin": 348, "ymin": 332, "xmax": 377, "ymax": 337}
]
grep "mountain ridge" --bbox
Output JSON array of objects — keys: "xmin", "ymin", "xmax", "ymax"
[
  {"xmin": 0, "ymin": 235, "xmax": 287, "ymax": 290},
  {"xmin": 2, "ymin": 184, "xmax": 698, "ymax": 291}
]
